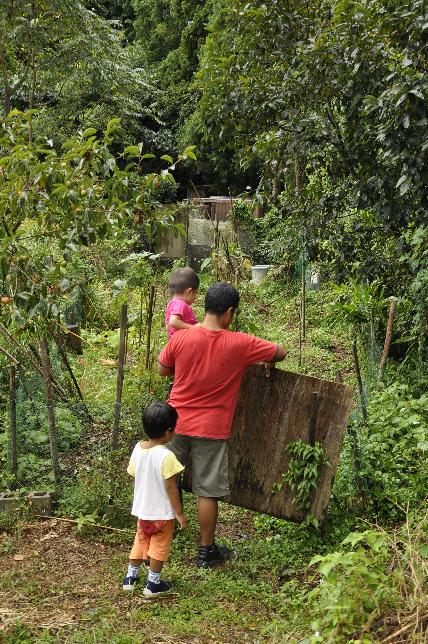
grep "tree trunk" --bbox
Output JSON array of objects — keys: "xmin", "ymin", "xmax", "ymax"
[
  {"xmin": 9, "ymin": 366, "xmax": 18, "ymax": 479},
  {"xmin": 51, "ymin": 330, "xmax": 92, "ymax": 422},
  {"xmin": 40, "ymin": 339, "xmax": 61, "ymax": 488},
  {"xmin": 111, "ymin": 304, "xmax": 128, "ymax": 451}
]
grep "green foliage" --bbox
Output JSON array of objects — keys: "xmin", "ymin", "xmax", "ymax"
[
  {"xmin": 308, "ymin": 529, "xmax": 394, "ymax": 641},
  {"xmin": 0, "ymin": 1, "xmax": 157, "ymax": 144},
  {"xmin": 360, "ymin": 382, "xmax": 428, "ymax": 518},
  {"xmin": 333, "ymin": 281, "xmax": 386, "ymax": 329},
  {"xmin": 274, "ymin": 440, "xmax": 328, "ymax": 515},
  {"xmin": 405, "ymin": 224, "xmax": 428, "ymax": 357}
]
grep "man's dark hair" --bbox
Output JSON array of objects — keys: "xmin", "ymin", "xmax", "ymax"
[
  {"xmin": 168, "ymin": 267, "xmax": 199, "ymax": 294},
  {"xmin": 143, "ymin": 401, "xmax": 178, "ymax": 439},
  {"xmin": 204, "ymin": 282, "xmax": 240, "ymax": 315}
]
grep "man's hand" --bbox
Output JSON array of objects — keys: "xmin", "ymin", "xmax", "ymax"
[
  {"xmin": 263, "ymin": 361, "xmax": 275, "ymax": 378},
  {"xmin": 263, "ymin": 345, "xmax": 286, "ymax": 377},
  {"xmin": 176, "ymin": 511, "xmax": 187, "ymax": 529}
]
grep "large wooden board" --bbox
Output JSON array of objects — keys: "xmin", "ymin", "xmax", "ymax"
[
  {"xmin": 183, "ymin": 365, "xmax": 353, "ymax": 522},
  {"xmin": 227, "ymin": 365, "xmax": 354, "ymax": 522}
]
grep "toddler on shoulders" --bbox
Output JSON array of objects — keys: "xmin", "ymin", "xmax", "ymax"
[{"xmin": 165, "ymin": 267, "xmax": 199, "ymax": 338}]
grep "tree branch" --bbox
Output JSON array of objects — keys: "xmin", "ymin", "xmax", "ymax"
[{"xmin": 325, "ymin": 101, "xmax": 357, "ymax": 179}]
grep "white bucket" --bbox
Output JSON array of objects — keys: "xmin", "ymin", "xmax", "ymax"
[{"xmin": 251, "ymin": 264, "xmax": 271, "ymax": 283}]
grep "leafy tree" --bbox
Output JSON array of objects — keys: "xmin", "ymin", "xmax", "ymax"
[
  {"xmin": 81, "ymin": 0, "xmax": 136, "ymax": 40},
  {"xmin": 0, "ymin": 111, "xmax": 186, "ymax": 330},
  {"xmin": 0, "ymin": 0, "xmax": 158, "ymax": 146}
]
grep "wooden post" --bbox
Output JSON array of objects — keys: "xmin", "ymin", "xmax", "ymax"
[
  {"xmin": 112, "ymin": 304, "xmax": 128, "ymax": 451},
  {"xmin": 9, "ymin": 366, "xmax": 18, "ymax": 479},
  {"xmin": 379, "ymin": 296, "xmax": 398, "ymax": 378},
  {"xmin": 138, "ymin": 290, "xmax": 144, "ymax": 348},
  {"xmin": 301, "ymin": 243, "xmax": 306, "ymax": 342},
  {"xmin": 145, "ymin": 286, "xmax": 155, "ymax": 369},
  {"xmin": 352, "ymin": 337, "xmax": 367, "ymax": 424},
  {"xmin": 39, "ymin": 339, "xmax": 61, "ymax": 488}
]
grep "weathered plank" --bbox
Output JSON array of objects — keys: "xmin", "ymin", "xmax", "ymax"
[
  {"xmin": 227, "ymin": 365, "xmax": 354, "ymax": 522},
  {"xmin": 183, "ymin": 365, "xmax": 354, "ymax": 522}
]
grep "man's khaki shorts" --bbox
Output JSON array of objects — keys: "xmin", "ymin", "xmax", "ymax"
[{"xmin": 167, "ymin": 434, "xmax": 229, "ymax": 498}]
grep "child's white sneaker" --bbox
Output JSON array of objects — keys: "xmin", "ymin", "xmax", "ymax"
[
  {"xmin": 122, "ymin": 575, "xmax": 138, "ymax": 592},
  {"xmin": 143, "ymin": 580, "xmax": 172, "ymax": 597}
]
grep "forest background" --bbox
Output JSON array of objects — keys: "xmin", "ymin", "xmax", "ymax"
[{"xmin": 0, "ymin": 0, "xmax": 427, "ymax": 642}]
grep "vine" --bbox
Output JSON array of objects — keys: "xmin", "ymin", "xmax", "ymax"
[{"xmin": 273, "ymin": 440, "xmax": 328, "ymax": 514}]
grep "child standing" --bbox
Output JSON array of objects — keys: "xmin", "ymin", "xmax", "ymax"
[
  {"xmin": 165, "ymin": 267, "xmax": 199, "ymax": 337},
  {"xmin": 123, "ymin": 401, "xmax": 186, "ymax": 597}
]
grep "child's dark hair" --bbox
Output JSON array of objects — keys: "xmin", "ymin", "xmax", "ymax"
[
  {"xmin": 143, "ymin": 401, "xmax": 178, "ymax": 439},
  {"xmin": 205, "ymin": 282, "xmax": 240, "ymax": 315},
  {"xmin": 168, "ymin": 267, "xmax": 199, "ymax": 294}
]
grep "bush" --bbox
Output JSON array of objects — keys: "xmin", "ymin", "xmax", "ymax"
[
  {"xmin": 360, "ymin": 382, "xmax": 428, "ymax": 519},
  {"xmin": 308, "ymin": 530, "xmax": 396, "ymax": 641}
]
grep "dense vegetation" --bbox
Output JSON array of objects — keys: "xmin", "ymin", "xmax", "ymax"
[{"xmin": 0, "ymin": 0, "xmax": 427, "ymax": 642}]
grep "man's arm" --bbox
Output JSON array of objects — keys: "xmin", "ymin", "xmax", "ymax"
[
  {"xmin": 158, "ymin": 361, "xmax": 174, "ymax": 377},
  {"xmin": 272, "ymin": 345, "xmax": 286, "ymax": 362},
  {"xmin": 264, "ymin": 344, "xmax": 286, "ymax": 377}
]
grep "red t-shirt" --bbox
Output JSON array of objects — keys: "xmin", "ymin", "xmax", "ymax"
[{"xmin": 158, "ymin": 325, "xmax": 278, "ymax": 440}]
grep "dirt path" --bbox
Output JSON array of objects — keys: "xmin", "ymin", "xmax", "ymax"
[{"xmin": 0, "ymin": 510, "xmax": 278, "ymax": 643}]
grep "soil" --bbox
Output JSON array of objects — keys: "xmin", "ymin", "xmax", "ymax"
[{"xmin": 0, "ymin": 509, "xmax": 258, "ymax": 643}]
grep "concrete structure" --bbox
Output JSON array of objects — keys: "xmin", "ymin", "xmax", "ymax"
[
  {"xmin": 0, "ymin": 491, "xmax": 54, "ymax": 516},
  {"xmin": 155, "ymin": 197, "xmax": 261, "ymax": 269}
]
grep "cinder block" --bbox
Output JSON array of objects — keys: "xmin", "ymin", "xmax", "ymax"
[
  {"xmin": 0, "ymin": 491, "xmax": 55, "ymax": 516},
  {"xmin": 27, "ymin": 491, "xmax": 54, "ymax": 515},
  {"xmin": 0, "ymin": 493, "xmax": 20, "ymax": 515}
]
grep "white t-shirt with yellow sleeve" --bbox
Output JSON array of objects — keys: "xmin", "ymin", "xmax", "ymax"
[{"xmin": 127, "ymin": 443, "xmax": 184, "ymax": 520}]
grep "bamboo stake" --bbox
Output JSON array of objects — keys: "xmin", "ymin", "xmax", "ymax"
[
  {"xmin": 40, "ymin": 339, "xmax": 61, "ymax": 488},
  {"xmin": 138, "ymin": 290, "xmax": 144, "ymax": 347},
  {"xmin": 301, "ymin": 242, "xmax": 306, "ymax": 342},
  {"xmin": 379, "ymin": 296, "xmax": 398, "ymax": 378},
  {"xmin": 111, "ymin": 304, "xmax": 128, "ymax": 451},
  {"xmin": 352, "ymin": 337, "xmax": 368, "ymax": 424},
  {"xmin": 145, "ymin": 286, "xmax": 155, "ymax": 369},
  {"xmin": 9, "ymin": 365, "xmax": 18, "ymax": 479}
]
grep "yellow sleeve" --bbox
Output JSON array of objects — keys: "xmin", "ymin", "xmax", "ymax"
[
  {"xmin": 127, "ymin": 453, "xmax": 135, "ymax": 477},
  {"xmin": 161, "ymin": 452, "xmax": 184, "ymax": 480}
]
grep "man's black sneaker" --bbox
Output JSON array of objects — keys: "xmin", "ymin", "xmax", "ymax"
[
  {"xmin": 143, "ymin": 580, "xmax": 173, "ymax": 598},
  {"xmin": 196, "ymin": 543, "xmax": 231, "ymax": 568},
  {"xmin": 123, "ymin": 575, "xmax": 138, "ymax": 592}
]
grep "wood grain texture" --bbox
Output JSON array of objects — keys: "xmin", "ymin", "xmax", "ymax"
[{"xmin": 227, "ymin": 365, "xmax": 354, "ymax": 521}]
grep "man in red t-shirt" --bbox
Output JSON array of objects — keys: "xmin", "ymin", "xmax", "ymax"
[{"xmin": 158, "ymin": 282, "xmax": 286, "ymax": 568}]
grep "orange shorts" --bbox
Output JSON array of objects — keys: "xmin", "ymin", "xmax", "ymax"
[{"xmin": 129, "ymin": 519, "xmax": 175, "ymax": 562}]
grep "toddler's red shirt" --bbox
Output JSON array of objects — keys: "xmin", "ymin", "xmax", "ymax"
[{"xmin": 158, "ymin": 325, "xmax": 277, "ymax": 440}]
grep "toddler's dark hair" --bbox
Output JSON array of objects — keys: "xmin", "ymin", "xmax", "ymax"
[
  {"xmin": 205, "ymin": 282, "xmax": 240, "ymax": 315},
  {"xmin": 168, "ymin": 267, "xmax": 199, "ymax": 294},
  {"xmin": 143, "ymin": 401, "xmax": 178, "ymax": 439}
]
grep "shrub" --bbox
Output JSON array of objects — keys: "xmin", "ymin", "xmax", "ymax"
[
  {"xmin": 360, "ymin": 382, "xmax": 428, "ymax": 519},
  {"xmin": 308, "ymin": 530, "xmax": 396, "ymax": 641}
]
